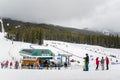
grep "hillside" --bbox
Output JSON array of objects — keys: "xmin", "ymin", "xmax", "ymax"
[
  {"xmin": 2, "ymin": 18, "xmax": 102, "ymax": 35},
  {"xmin": 0, "ymin": 18, "xmax": 120, "ymax": 48},
  {"xmin": 0, "ymin": 32, "xmax": 120, "ymax": 80}
]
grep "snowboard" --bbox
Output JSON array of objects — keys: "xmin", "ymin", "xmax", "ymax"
[{"xmin": 83, "ymin": 58, "xmax": 86, "ymax": 71}]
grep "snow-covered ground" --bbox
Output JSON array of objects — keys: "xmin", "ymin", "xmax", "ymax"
[{"xmin": 0, "ymin": 32, "xmax": 120, "ymax": 80}]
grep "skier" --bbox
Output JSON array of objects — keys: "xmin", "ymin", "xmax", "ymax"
[
  {"xmin": 95, "ymin": 57, "xmax": 99, "ymax": 70},
  {"xmin": 105, "ymin": 56, "xmax": 109, "ymax": 70},
  {"xmin": 5, "ymin": 60, "xmax": 9, "ymax": 68},
  {"xmin": 1, "ymin": 62, "xmax": 4, "ymax": 69},
  {"xmin": 101, "ymin": 57, "xmax": 104, "ymax": 70},
  {"xmin": 10, "ymin": 61, "xmax": 13, "ymax": 69},
  {"xmin": 39, "ymin": 62, "xmax": 44, "ymax": 69},
  {"xmin": 57, "ymin": 61, "xmax": 61, "ymax": 70},
  {"xmin": 15, "ymin": 61, "xmax": 19, "ymax": 69}
]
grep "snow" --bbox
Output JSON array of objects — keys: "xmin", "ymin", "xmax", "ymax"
[
  {"xmin": 0, "ymin": 32, "xmax": 120, "ymax": 80},
  {"xmin": 0, "ymin": 69, "xmax": 120, "ymax": 80}
]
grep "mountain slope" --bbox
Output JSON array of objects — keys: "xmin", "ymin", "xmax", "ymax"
[{"xmin": 2, "ymin": 18, "xmax": 102, "ymax": 35}]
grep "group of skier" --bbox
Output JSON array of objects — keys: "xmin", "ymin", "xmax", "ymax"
[
  {"xmin": 96, "ymin": 56, "xmax": 109, "ymax": 70},
  {"xmin": 0, "ymin": 60, "xmax": 20, "ymax": 69},
  {"xmin": 83, "ymin": 53, "xmax": 109, "ymax": 71}
]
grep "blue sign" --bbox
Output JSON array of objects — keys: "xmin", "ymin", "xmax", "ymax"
[{"xmin": 57, "ymin": 56, "xmax": 61, "ymax": 61}]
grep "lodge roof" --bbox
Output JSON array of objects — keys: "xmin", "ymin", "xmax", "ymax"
[{"xmin": 19, "ymin": 49, "xmax": 54, "ymax": 57}]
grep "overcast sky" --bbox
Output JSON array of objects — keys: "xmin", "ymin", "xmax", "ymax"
[{"xmin": 0, "ymin": 0, "xmax": 120, "ymax": 32}]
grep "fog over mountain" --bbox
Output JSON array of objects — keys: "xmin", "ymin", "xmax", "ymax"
[{"xmin": 0, "ymin": 0, "xmax": 120, "ymax": 32}]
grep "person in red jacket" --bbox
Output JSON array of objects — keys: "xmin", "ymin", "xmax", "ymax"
[
  {"xmin": 96, "ymin": 57, "xmax": 99, "ymax": 70},
  {"xmin": 106, "ymin": 56, "xmax": 109, "ymax": 70},
  {"xmin": 10, "ymin": 62, "xmax": 13, "ymax": 69}
]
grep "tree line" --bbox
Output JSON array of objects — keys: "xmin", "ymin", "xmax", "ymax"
[
  {"xmin": 45, "ymin": 29, "xmax": 120, "ymax": 48},
  {"xmin": 1, "ymin": 18, "xmax": 120, "ymax": 48},
  {"xmin": 4, "ymin": 25, "xmax": 119, "ymax": 48}
]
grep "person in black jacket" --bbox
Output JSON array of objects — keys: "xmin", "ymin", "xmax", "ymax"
[
  {"xmin": 85, "ymin": 53, "xmax": 89, "ymax": 71},
  {"xmin": 101, "ymin": 57, "xmax": 104, "ymax": 70}
]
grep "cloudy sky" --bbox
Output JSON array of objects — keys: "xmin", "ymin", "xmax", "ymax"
[{"xmin": 0, "ymin": 0, "xmax": 120, "ymax": 32}]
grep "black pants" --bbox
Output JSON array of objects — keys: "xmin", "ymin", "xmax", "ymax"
[
  {"xmin": 96, "ymin": 64, "xmax": 99, "ymax": 70},
  {"xmin": 106, "ymin": 64, "xmax": 109, "ymax": 70}
]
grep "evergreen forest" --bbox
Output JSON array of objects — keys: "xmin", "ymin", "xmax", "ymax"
[{"xmin": 0, "ymin": 18, "xmax": 119, "ymax": 48}]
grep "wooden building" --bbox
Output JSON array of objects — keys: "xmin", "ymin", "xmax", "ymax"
[{"xmin": 19, "ymin": 49, "xmax": 55, "ymax": 68}]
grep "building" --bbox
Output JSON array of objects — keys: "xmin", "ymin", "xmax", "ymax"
[{"xmin": 19, "ymin": 49, "xmax": 55, "ymax": 68}]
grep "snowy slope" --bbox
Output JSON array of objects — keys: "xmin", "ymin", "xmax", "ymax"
[{"xmin": 0, "ymin": 32, "xmax": 120, "ymax": 80}]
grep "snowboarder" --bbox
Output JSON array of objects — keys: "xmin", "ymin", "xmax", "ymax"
[
  {"xmin": 83, "ymin": 54, "xmax": 89, "ymax": 71},
  {"xmin": 86, "ymin": 54, "xmax": 89, "ymax": 71},
  {"xmin": 105, "ymin": 56, "xmax": 109, "ymax": 70},
  {"xmin": 101, "ymin": 57, "xmax": 104, "ymax": 70},
  {"xmin": 95, "ymin": 57, "xmax": 99, "ymax": 70}
]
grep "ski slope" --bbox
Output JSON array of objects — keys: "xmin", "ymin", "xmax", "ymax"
[{"xmin": 0, "ymin": 32, "xmax": 120, "ymax": 80}]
